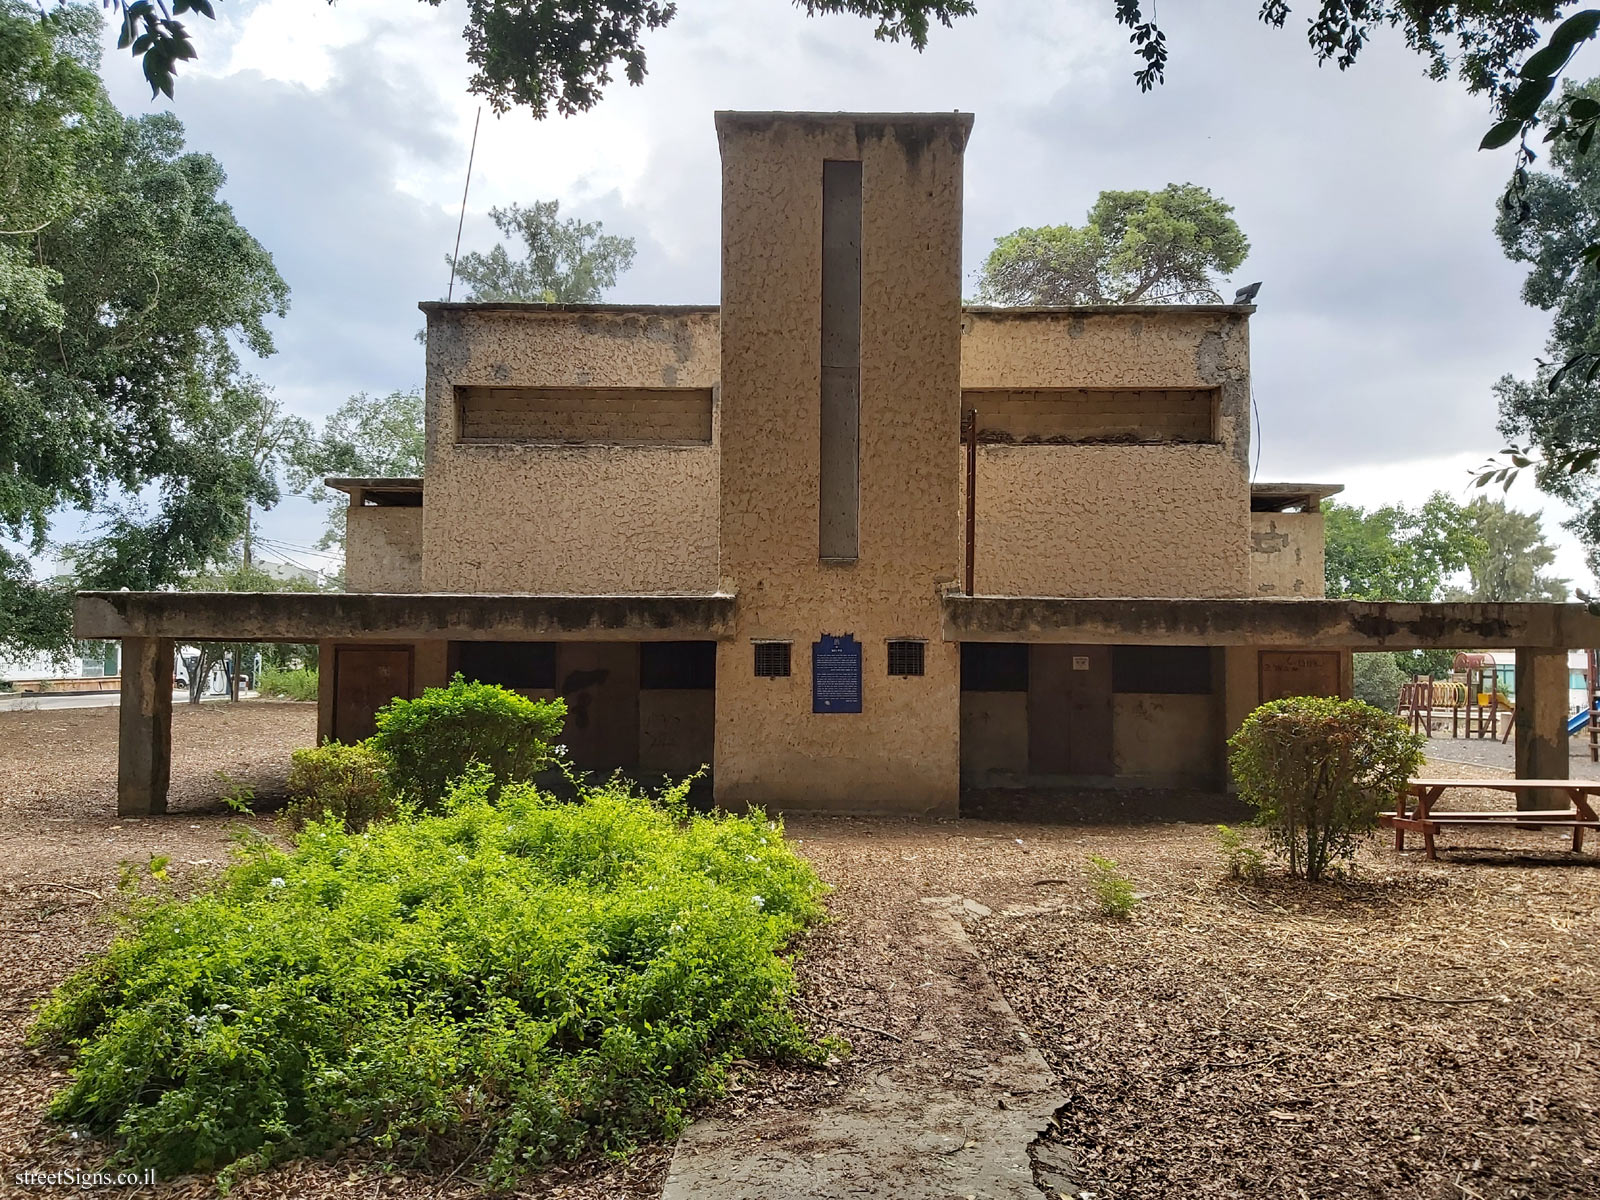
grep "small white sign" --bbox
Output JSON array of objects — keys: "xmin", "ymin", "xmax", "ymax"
[{"xmin": 1072, "ymin": 656, "xmax": 1090, "ymax": 671}]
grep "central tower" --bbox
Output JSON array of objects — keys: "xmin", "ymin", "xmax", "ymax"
[{"xmin": 713, "ymin": 111, "xmax": 974, "ymax": 813}]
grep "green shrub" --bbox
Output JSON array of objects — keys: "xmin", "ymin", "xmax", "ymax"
[
  {"xmin": 1228, "ymin": 696, "xmax": 1424, "ymax": 882},
  {"xmin": 1087, "ymin": 854, "xmax": 1138, "ymax": 918},
  {"xmin": 30, "ymin": 773, "xmax": 828, "ymax": 1184},
  {"xmin": 256, "ymin": 666, "xmax": 318, "ymax": 702},
  {"xmin": 286, "ymin": 742, "xmax": 393, "ymax": 832},
  {"xmin": 371, "ymin": 675, "xmax": 566, "ymax": 806},
  {"xmin": 1213, "ymin": 823, "xmax": 1267, "ymax": 883}
]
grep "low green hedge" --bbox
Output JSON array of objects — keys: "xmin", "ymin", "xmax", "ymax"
[
  {"xmin": 372, "ymin": 675, "xmax": 565, "ymax": 805},
  {"xmin": 255, "ymin": 666, "xmax": 318, "ymax": 702},
  {"xmin": 31, "ymin": 773, "xmax": 828, "ymax": 1184},
  {"xmin": 285, "ymin": 742, "xmax": 393, "ymax": 832}
]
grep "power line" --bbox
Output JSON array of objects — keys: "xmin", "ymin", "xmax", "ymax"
[{"xmin": 447, "ymin": 107, "xmax": 483, "ymax": 303}]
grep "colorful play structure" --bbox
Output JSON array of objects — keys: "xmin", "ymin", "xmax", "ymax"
[{"xmin": 1397, "ymin": 650, "xmax": 1600, "ymax": 757}]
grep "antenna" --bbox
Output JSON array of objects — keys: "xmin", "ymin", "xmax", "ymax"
[{"xmin": 447, "ymin": 107, "xmax": 482, "ymax": 303}]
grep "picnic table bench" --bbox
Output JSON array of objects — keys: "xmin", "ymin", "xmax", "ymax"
[{"xmin": 1380, "ymin": 778, "xmax": 1600, "ymax": 860}]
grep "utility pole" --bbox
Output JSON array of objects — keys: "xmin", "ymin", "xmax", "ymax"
[{"xmin": 243, "ymin": 504, "xmax": 252, "ymax": 568}]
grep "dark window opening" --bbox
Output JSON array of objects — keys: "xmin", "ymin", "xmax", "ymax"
[
  {"xmin": 640, "ymin": 641, "xmax": 717, "ymax": 690},
  {"xmin": 820, "ymin": 158, "xmax": 862, "ymax": 561},
  {"xmin": 1112, "ymin": 645, "xmax": 1212, "ymax": 694},
  {"xmin": 961, "ymin": 642, "xmax": 1029, "ymax": 692},
  {"xmin": 455, "ymin": 641, "xmax": 556, "ymax": 690},
  {"xmin": 754, "ymin": 642, "xmax": 792, "ymax": 678},
  {"xmin": 888, "ymin": 640, "xmax": 925, "ymax": 677}
]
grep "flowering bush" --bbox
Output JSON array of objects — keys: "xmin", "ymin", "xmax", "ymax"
[{"xmin": 30, "ymin": 771, "xmax": 828, "ymax": 1184}]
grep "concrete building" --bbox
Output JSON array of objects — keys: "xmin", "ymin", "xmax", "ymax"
[{"xmin": 79, "ymin": 111, "xmax": 1600, "ymax": 817}]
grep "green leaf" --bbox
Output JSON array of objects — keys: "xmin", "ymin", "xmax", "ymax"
[
  {"xmin": 1507, "ymin": 75, "xmax": 1558, "ymax": 121},
  {"xmin": 1545, "ymin": 8, "xmax": 1600, "ymax": 57},
  {"xmin": 1481, "ymin": 117, "xmax": 1523, "ymax": 150},
  {"xmin": 1570, "ymin": 97, "xmax": 1600, "ymax": 120},
  {"xmin": 1519, "ymin": 44, "xmax": 1571, "ymax": 80}
]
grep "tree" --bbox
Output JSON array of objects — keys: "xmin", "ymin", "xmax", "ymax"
[
  {"xmin": 1449, "ymin": 496, "xmax": 1571, "ymax": 602},
  {"xmin": 176, "ymin": 560, "xmax": 319, "ymax": 705},
  {"xmin": 1324, "ymin": 494, "xmax": 1484, "ymax": 604},
  {"xmin": 1489, "ymin": 78, "xmax": 1600, "ymax": 553},
  {"xmin": 0, "ymin": 2, "xmax": 289, "ymax": 661},
  {"xmin": 1324, "ymin": 493, "xmax": 1484, "ymax": 679},
  {"xmin": 448, "ymin": 202, "xmax": 635, "ymax": 304},
  {"xmin": 975, "ymin": 185, "xmax": 1248, "ymax": 306},
  {"xmin": 68, "ymin": 383, "xmax": 308, "ymax": 591},
  {"xmin": 1352, "ymin": 653, "xmax": 1406, "ymax": 712},
  {"xmin": 287, "ymin": 389, "xmax": 425, "ymax": 559},
  {"xmin": 88, "ymin": 1, "xmax": 1564, "ymax": 118}
]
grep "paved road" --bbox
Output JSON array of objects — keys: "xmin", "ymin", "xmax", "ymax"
[
  {"xmin": 0, "ymin": 689, "xmax": 252, "ymax": 712},
  {"xmin": 1423, "ymin": 729, "xmax": 1600, "ymax": 775}
]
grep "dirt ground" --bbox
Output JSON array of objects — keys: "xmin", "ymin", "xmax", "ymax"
[{"xmin": 3, "ymin": 705, "xmax": 1599, "ymax": 1199}]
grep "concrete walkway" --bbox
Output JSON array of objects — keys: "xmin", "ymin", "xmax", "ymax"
[{"xmin": 661, "ymin": 899, "xmax": 1064, "ymax": 1200}]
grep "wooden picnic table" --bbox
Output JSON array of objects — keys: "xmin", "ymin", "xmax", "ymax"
[{"xmin": 1380, "ymin": 778, "xmax": 1600, "ymax": 860}]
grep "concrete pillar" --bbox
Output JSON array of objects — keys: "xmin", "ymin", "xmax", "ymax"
[
  {"xmin": 118, "ymin": 637, "xmax": 174, "ymax": 817},
  {"xmin": 1515, "ymin": 647, "xmax": 1568, "ymax": 809}
]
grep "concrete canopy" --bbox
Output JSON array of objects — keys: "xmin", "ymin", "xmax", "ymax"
[
  {"xmin": 944, "ymin": 596, "xmax": 1600, "ymax": 651},
  {"xmin": 74, "ymin": 591, "xmax": 736, "ymax": 643}
]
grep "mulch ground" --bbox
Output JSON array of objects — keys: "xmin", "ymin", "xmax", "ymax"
[{"xmin": 3, "ymin": 706, "xmax": 1598, "ymax": 1200}]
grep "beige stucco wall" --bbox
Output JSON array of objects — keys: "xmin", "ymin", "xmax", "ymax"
[
  {"xmin": 421, "ymin": 308, "xmax": 721, "ymax": 593},
  {"xmin": 345, "ymin": 506, "xmax": 423, "ymax": 593},
  {"xmin": 967, "ymin": 444, "xmax": 1250, "ymax": 597},
  {"xmin": 1250, "ymin": 511, "xmax": 1326, "ymax": 597},
  {"xmin": 960, "ymin": 309, "xmax": 1252, "ymax": 598},
  {"xmin": 713, "ymin": 113, "xmax": 970, "ymax": 815}
]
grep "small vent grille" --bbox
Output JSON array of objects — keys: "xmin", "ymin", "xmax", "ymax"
[
  {"xmin": 887, "ymin": 640, "xmax": 925, "ymax": 677},
  {"xmin": 753, "ymin": 642, "xmax": 792, "ymax": 678}
]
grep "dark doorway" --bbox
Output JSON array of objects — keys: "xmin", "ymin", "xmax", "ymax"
[
  {"xmin": 333, "ymin": 645, "xmax": 414, "ymax": 743},
  {"xmin": 1028, "ymin": 645, "xmax": 1114, "ymax": 776}
]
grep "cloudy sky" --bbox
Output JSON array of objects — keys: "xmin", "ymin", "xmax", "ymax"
[{"xmin": 77, "ymin": 0, "xmax": 1587, "ymax": 583}]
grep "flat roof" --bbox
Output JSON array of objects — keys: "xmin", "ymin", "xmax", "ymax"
[
  {"xmin": 324, "ymin": 477, "xmax": 423, "ymax": 498},
  {"xmin": 963, "ymin": 304, "xmax": 1256, "ymax": 317},
  {"xmin": 714, "ymin": 110, "xmax": 974, "ymax": 130},
  {"xmin": 419, "ymin": 302, "xmax": 719, "ymax": 316},
  {"xmin": 419, "ymin": 302, "xmax": 1256, "ymax": 317},
  {"xmin": 1250, "ymin": 482, "xmax": 1345, "ymax": 512}
]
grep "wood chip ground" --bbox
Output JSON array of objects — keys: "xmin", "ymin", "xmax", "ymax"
[{"xmin": 3, "ymin": 705, "xmax": 1597, "ymax": 1198}]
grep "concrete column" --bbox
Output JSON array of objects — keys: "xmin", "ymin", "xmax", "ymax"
[
  {"xmin": 118, "ymin": 637, "xmax": 174, "ymax": 817},
  {"xmin": 1515, "ymin": 647, "xmax": 1568, "ymax": 809}
]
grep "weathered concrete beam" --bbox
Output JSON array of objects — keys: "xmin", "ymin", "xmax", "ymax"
[
  {"xmin": 76, "ymin": 591, "xmax": 737, "ymax": 643},
  {"xmin": 118, "ymin": 636, "xmax": 173, "ymax": 817},
  {"xmin": 944, "ymin": 596, "xmax": 1600, "ymax": 651}
]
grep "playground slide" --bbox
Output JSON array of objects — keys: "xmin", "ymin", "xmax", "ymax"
[{"xmin": 1571, "ymin": 708, "xmax": 1595, "ymax": 737}]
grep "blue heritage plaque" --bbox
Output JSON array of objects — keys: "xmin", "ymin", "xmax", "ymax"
[{"xmin": 812, "ymin": 634, "xmax": 863, "ymax": 714}]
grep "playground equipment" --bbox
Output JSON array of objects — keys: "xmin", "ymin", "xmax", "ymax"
[
  {"xmin": 1397, "ymin": 653, "xmax": 1508, "ymax": 740},
  {"xmin": 1395, "ymin": 649, "xmax": 1600, "ymax": 749}
]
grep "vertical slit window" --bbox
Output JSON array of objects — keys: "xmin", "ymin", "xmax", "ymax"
[{"xmin": 820, "ymin": 159, "xmax": 862, "ymax": 561}]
